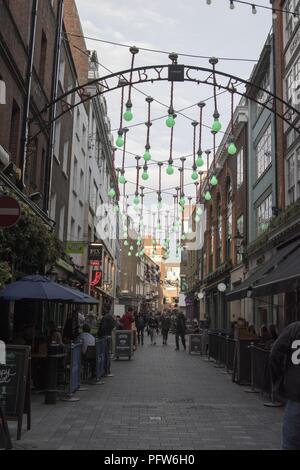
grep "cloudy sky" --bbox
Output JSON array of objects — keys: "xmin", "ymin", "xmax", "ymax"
[{"xmin": 74, "ymin": 0, "xmax": 272, "ymax": 257}]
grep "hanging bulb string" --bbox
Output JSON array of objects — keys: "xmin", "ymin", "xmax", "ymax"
[
  {"xmin": 231, "ymin": 87, "xmax": 235, "ymax": 134},
  {"xmin": 127, "ymin": 46, "xmax": 139, "ymax": 105},
  {"xmin": 145, "ymin": 97, "xmax": 153, "ymax": 148},
  {"xmin": 192, "ymin": 121, "xmax": 198, "ymax": 167},
  {"xmin": 209, "ymin": 58, "xmax": 220, "ymax": 119},
  {"xmin": 135, "ymin": 156, "xmax": 141, "ymax": 194},
  {"xmin": 121, "ymin": 128, "xmax": 129, "ymax": 173},
  {"xmin": 119, "ymin": 85, "xmax": 125, "ymax": 131}
]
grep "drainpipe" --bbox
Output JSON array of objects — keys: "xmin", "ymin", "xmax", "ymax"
[
  {"xmin": 271, "ymin": 26, "xmax": 279, "ymax": 211},
  {"xmin": 21, "ymin": 0, "xmax": 39, "ymax": 187},
  {"xmin": 43, "ymin": 0, "xmax": 64, "ymax": 213}
]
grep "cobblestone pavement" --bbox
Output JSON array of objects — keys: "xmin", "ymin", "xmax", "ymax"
[{"xmin": 10, "ymin": 334, "xmax": 283, "ymax": 450}]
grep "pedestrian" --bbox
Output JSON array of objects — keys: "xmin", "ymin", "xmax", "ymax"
[
  {"xmin": 269, "ymin": 321, "xmax": 300, "ymax": 450},
  {"xmin": 97, "ymin": 306, "xmax": 116, "ymax": 377},
  {"xmin": 135, "ymin": 313, "xmax": 145, "ymax": 346},
  {"xmin": 121, "ymin": 306, "xmax": 135, "ymax": 331},
  {"xmin": 161, "ymin": 311, "xmax": 171, "ymax": 345},
  {"xmin": 175, "ymin": 310, "xmax": 187, "ymax": 351},
  {"xmin": 148, "ymin": 312, "xmax": 159, "ymax": 345}
]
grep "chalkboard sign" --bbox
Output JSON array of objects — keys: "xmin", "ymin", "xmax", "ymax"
[
  {"xmin": 114, "ymin": 331, "xmax": 133, "ymax": 360},
  {"xmin": 0, "ymin": 405, "xmax": 12, "ymax": 450},
  {"xmin": 189, "ymin": 334, "xmax": 202, "ymax": 355},
  {"xmin": 0, "ymin": 345, "xmax": 31, "ymax": 440}
]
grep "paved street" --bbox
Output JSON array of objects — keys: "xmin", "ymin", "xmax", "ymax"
[{"xmin": 10, "ymin": 334, "xmax": 283, "ymax": 451}]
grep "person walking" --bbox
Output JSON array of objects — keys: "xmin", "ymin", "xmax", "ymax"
[
  {"xmin": 97, "ymin": 306, "xmax": 116, "ymax": 377},
  {"xmin": 175, "ymin": 310, "xmax": 187, "ymax": 351},
  {"xmin": 135, "ymin": 313, "xmax": 145, "ymax": 346},
  {"xmin": 121, "ymin": 307, "xmax": 134, "ymax": 330},
  {"xmin": 148, "ymin": 312, "xmax": 159, "ymax": 345},
  {"xmin": 269, "ymin": 321, "xmax": 300, "ymax": 450},
  {"xmin": 161, "ymin": 311, "xmax": 171, "ymax": 345}
]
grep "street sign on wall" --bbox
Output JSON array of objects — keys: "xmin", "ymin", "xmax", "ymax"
[
  {"xmin": 0, "ymin": 196, "xmax": 21, "ymax": 228},
  {"xmin": 65, "ymin": 241, "xmax": 85, "ymax": 254}
]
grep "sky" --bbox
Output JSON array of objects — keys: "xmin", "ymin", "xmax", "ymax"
[{"xmin": 74, "ymin": 0, "xmax": 273, "ymax": 259}]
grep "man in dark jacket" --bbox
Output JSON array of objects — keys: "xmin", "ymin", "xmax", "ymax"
[
  {"xmin": 269, "ymin": 321, "xmax": 300, "ymax": 450},
  {"xmin": 161, "ymin": 312, "xmax": 171, "ymax": 345},
  {"xmin": 175, "ymin": 311, "xmax": 187, "ymax": 351},
  {"xmin": 97, "ymin": 307, "xmax": 116, "ymax": 377}
]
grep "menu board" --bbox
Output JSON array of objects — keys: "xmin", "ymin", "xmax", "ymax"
[
  {"xmin": 189, "ymin": 334, "xmax": 202, "ymax": 355},
  {"xmin": 0, "ymin": 346, "xmax": 30, "ymax": 440},
  {"xmin": 0, "ymin": 405, "xmax": 12, "ymax": 450}
]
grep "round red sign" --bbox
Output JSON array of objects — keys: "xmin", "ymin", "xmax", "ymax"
[{"xmin": 0, "ymin": 196, "xmax": 21, "ymax": 228}]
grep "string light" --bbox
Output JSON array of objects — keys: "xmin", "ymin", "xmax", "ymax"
[
  {"xmin": 252, "ymin": 4, "xmax": 257, "ymax": 14},
  {"xmin": 230, "ymin": 0, "xmax": 235, "ymax": 10}
]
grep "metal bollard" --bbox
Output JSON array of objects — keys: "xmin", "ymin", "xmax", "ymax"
[{"xmin": 244, "ymin": 342, "xmax": 260, "ymax": 394}]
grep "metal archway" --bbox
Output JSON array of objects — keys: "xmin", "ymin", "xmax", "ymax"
[{"xmin": 29, "ymin": 61, "xmax": 300, "ymax": 141}]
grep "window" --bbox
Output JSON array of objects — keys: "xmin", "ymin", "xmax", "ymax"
[
  {"xmin": 256, "ymin": 124, "xmax": 272, "ymax": 179},
  {"xmin": 217, "ymin": 197, "xmax": 222, "ymax": 266},
  {"xmin": 54, "ymin": 120, "xmax": 61, "ymax": 161},
  {"xmin": 39, "ymin": 31, "xmax": 47, "ymax": 85},
  {"xmin": 226, "ymin": 182, "xmax": 232, "ymax": 259},
  {"xmin": 9, "ymin": 100, "xmax": 20, "ymax": 163},
  {"xmin": 72, "ymin": 157, "xmax": 78, "ymax": 194},
  {"xmin": 210, "ymin": 207, "xmax": 214, "ymax": 272},
  {"xmin": 80, "ymin": 169, "xmax": 84, "ymax": 196},
  {"xmin": 78, "ymin": 225, "xmax": 82, "ymax": 240},
  {"xmin": 236, "ymin": 215, "xmax": 244, "ymax": 264},
  {"xmin": 58, "ymin": 56, "xmax": 65, "ymax": 89},
  {"xmin": 284, "ymin": 0, "xmax": 300, "ymax": 45},
  {"xmin": 62, "ymin": 141, "xmax": 69, "ymax": 175},
  {"xmin": 256, "ymin": 194, "xmax": 272, "ymax": 236},
  {"xmin": 286, "ymin": 71, "xmax": 293, "ymax": 103},
  {"xmin": 50, "ymin": 193, "xmax": 57, "ymax": 221},
  {"xmin": 59, "ymin": 205, "xmax": 65, "ymax": 241},
  {"xmin": 287, "ymin": 155, "xmax": 295, "ymax": 204},
  {"xmin": 70, "ymin": 217, "xmax": 75, "ymax": 239},
  {"xmin": 237, "ymin": 148, "xmax": 244, "ymax": 188},
  {"xmin": 256, "ymin": 72, "xmax": 270, "ymax": 116}
]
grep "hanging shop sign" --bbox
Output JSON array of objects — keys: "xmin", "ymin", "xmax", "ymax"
[
  {"xmin": 65, "ymin": 241, "xmax": 85, "ymax": 255},
  {"xmin": 88, "ymin": 243, "xmax": 103, "ymax": 261}
]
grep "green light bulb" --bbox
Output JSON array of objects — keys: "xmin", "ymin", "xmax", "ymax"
[
  {"xmin": 152, "ymin": 239, "xmax": 156, "ymax": 245},
  {"xmin": 133, "ymin": 196, "xmax": 140, "ymax": 205},
  {"xmin": 124, "ymin": 240, "xmax": 129, "ymax": 246},
  {"xmin": 228, "ymin": 142, "xmax": 237, "ymax": 155},
  {"xmin": 114, "ymin": 205, "xmax": 120, "ymax": 213},
  {"xmin": 204, "ymin": 191, "xmax": 212, "ymax": 201},
  {"xmin": 188, "ymin": 226, "xmax": 193, "ymax": 234},
  {"xmin": 142, "ymin": 171, "xmax": 149, "ymax": 181},
  {"xmin": 124, "ymin": 108, "xmax": 133, "ymax": 122},
  {"xmin": 157, "ymin": 223, "xmax": 162, "ymax": 230},
  {"xmin": 116, "ymin": 136, "xmax": 124, "ymax": 147},
  {"xmin": 143, "ymin": 151, "xmax": 151, "ymax": 162},
  {"xmin": 130, "ymin": 245, "xmax": 134, "ymax": 251},
  {"xmin": 166, "ymin": 165, "xmax": 174, "ymax": 175},
  {"xmin": 191, "ymin": 171, "xmax": 198, "ymax": 181},
  {"xmin": 128, "ymin": 251, "xmax": 132, "ymax": 257},
  {"xmin": 166, "ymin": 115, "xmax": 175, "ymax": 128},
  {"xmin": 212, "ymin": 118, "xmax": 222, "ymax": 133},
  {"xmin": 137, "ymin": 238, "xmax": 141, "ymax": 245},
  {"xmin": 119, "ymin": 175, "xmax": 126, "ymax": 184},
  {"xmin": 179, "ymin": 197, "xmax": 186, "ymax": 206},
  {"xmin": 194, "ymin": 215, "xmax": 201, "ymax": 223},
  {"xmin": 210, "ymin": 175, "xmax": 218, "ymax": 186},
  {"xmin": 196, "ymin": 207, "xmax": 202, "ymax": 215},
  {"xmin": 108, "ymin": 188, "xmax": 116, "ymax": 198},
  {"xmin": 181, "ymin": 233, "xmax": 186, "ymax": 240},
  {"xmin": 157, "ymin": 201, "xmax": 162, "ymax": 209},
  {"xmin": 196, "ymin": 154, "xmax": 204, "ymax": 167}
]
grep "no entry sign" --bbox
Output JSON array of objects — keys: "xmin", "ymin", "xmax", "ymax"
[{"xmin": 0, "ymin": 196, "xmax": 21, "ymax": 228}]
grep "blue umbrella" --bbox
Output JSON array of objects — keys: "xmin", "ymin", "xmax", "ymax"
[{"xmin": 0, "ymin": 275, "xmax": 98, "ymax": 304}]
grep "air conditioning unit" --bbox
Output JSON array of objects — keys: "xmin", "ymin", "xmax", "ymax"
[{"xmin": 0, "ymin": 145, "xmax": 9, "ymax": 168}]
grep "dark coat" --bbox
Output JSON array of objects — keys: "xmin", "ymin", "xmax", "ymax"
[
  {"xmin": 269, "ymin": 321, "xmax": 300, "ymax": 403},
  {"xmin": 176, "ymin": 313, "xmax": 186, "ymax": 334},
  {"xmin": 98, "ymin": 313, "xmax": 115, "ymax": 337},
  {"xmin": 161, "ymin": 316, "xmax": 171, "ymax": 332}
]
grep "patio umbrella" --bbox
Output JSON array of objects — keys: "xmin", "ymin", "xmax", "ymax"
[
  {"xmin": 61, "ymin": 285, "xmax": 99, "ymax": 305},
  {"xmin": 0, "ymin": 275, "xmax": 98, "ymax": 304}
]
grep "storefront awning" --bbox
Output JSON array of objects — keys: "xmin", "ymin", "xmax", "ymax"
[
  {"xmin": 252, "ymin": 244, "xmax": 300, "ymax": 297},
  {"xmin": 226, "ymin": 238, "xmax": 300, "ymax": 301}
]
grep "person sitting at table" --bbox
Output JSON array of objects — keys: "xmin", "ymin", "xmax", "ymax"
[
  {"xmin": 47, "ymin": 321, "xmax": 63, "ymax": 345},
  {"xmin": 78, "ymin": 324, "xmax": 95, "ymax": 354}
]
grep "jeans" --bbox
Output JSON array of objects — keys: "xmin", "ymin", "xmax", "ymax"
[
  {"xmin": 149, "ymin": 328, "xmax": 156, "ymax": 344},
  {"xmin": 176, "ymin": 333, "xmax": 186, "ymax": 350},
  {"xmin": 282, "ymin": 400, "xmax": 300, "ymax": 450},
  {"xmin": 162, "ymin": 330, "xmax": 169, "ymax": 344},
  {"xmin": 137, "ymin": 329, "xmax": 144, "ymax": 345}
]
